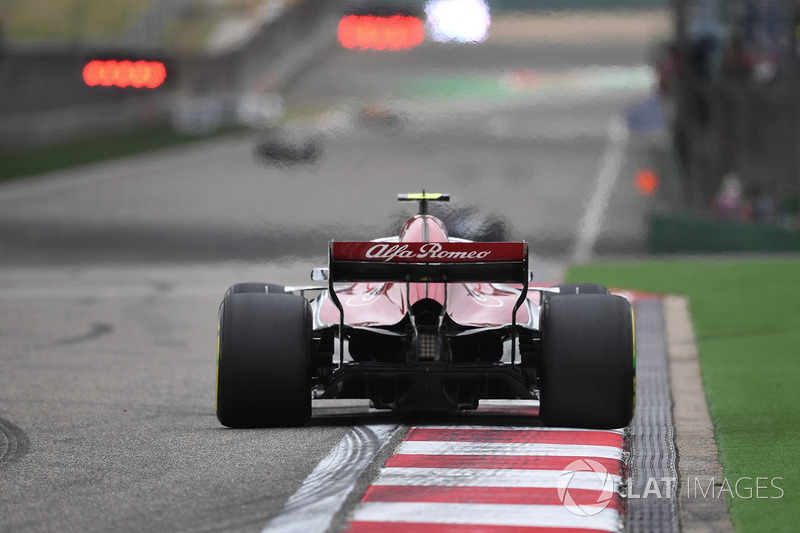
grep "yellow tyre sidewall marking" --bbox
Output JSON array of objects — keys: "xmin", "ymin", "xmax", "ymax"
[{"xmin": 631, "ymin": 305, "xmax": 636, "ymax": 415}]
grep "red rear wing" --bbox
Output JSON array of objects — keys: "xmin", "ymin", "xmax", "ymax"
[{"xmin": 329, "ymin": 241, "xmax": 529, "ymax": 283}]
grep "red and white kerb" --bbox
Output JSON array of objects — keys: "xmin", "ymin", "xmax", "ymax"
[{"xmin": 345, "ymin": 424, "xmax": 625, "ymax": 532}]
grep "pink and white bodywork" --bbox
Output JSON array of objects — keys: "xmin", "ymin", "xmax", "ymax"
[{"xmin": 313, "ymin": 214, "xmax": 542, "ymax": 330}]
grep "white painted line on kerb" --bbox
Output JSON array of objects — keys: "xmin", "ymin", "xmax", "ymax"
[
  {"xmin": 373, "ymin": 467, "xmax": 622, "ymax": 490},
  {"xmin": 571, "ymin": 115, "xmax": 629, "ymax": 263},
  {"xmin": 263, "ymin": 424, "xmax": 400, "ymax": 533},
  {"xmin": 397, "ymin": 440, "xmax": 624, "ymax": 459},
  {"xmin": 415, "ymin": 424, "xmax": 624, "ymax": 434},
  {"xmin": 352, "ymin": 502, "xmax": 620, "ymax": 531}
]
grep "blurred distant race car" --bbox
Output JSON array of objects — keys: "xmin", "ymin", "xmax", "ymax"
[
  {"xmin": 216, "ymin": 193, "xmax": 635, "ymax": 429},
  {"xmin": 356, "ymin": 105, "xmax": 407, "ymax": 134},
  {"xmin": 253, "ymin": 132, "xmax": 322, "ymax": 165}
]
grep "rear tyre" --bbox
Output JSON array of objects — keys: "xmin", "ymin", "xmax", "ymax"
[
  {"xmin": 540, "ymin": 294, "xmax": 635, "ymax": 429},
  {"xmin": 216, "ymin": 292, "xmax": 312, "ymax": 428}
]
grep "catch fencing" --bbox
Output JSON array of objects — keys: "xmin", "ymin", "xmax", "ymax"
[{"xmin": 675, "ymin": 80, "xmax": 800, "ymax": 211}]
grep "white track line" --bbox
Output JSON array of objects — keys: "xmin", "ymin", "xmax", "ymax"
[
  {"xmin": 571, "ymin": 115, "xmax": 630, "ymax": 263},
  {"xmin": 263, "ymin": 424, "xmax": 400, "ymax": 533}
]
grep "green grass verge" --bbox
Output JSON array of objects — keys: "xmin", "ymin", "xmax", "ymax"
[
  {"xmin": 0, "ymin": 124, "xmax": 243, "ymax": 184},
  {"xmin": 566, "ymin": 258, "xmax": 800, "ymax": 532}
]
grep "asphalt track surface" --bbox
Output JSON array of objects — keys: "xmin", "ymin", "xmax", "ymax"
[{"xmin": 0, "ymin": 10, "xmax": 669, "ymax": 532}]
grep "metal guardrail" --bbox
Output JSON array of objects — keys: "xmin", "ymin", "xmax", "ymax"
[{"xmin": 177, "ymin": 0, "xmax": 340, "ymax": 95}]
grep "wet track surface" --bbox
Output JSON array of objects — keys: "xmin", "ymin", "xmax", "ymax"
[{"xmin": 0, "ymin": 9, "xmax": 668, "ymax": 532}]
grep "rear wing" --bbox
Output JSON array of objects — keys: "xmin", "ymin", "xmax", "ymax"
[
  {"xmin": 329, "ymin": 241, "xmax": 529, "ymax": 283},
  {"xmin": 327, "ymin": 240, "xmax": 530, "ymax": 365}
]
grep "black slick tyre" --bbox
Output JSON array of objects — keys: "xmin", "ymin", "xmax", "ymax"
[
  {"xmin": 216, "ymin": 291, "xmax": 312, "ymax": 428},
  {"xmin": 540, "ymin": 294, "xmax": 635, "ymax": 429}
]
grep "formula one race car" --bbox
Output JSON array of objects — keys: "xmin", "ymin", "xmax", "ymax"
[{"xmin": 216, "ymin": 193, "xmax": 635, "ymax": 429}]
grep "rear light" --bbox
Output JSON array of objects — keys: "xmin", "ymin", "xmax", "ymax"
[
  {"xmin": 82, "ymin": 60, "xmax": 167, "ymax": 88},
  {"xmin": 338, "ymin": 15, "xmax": 424, "ymax": 51}
]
